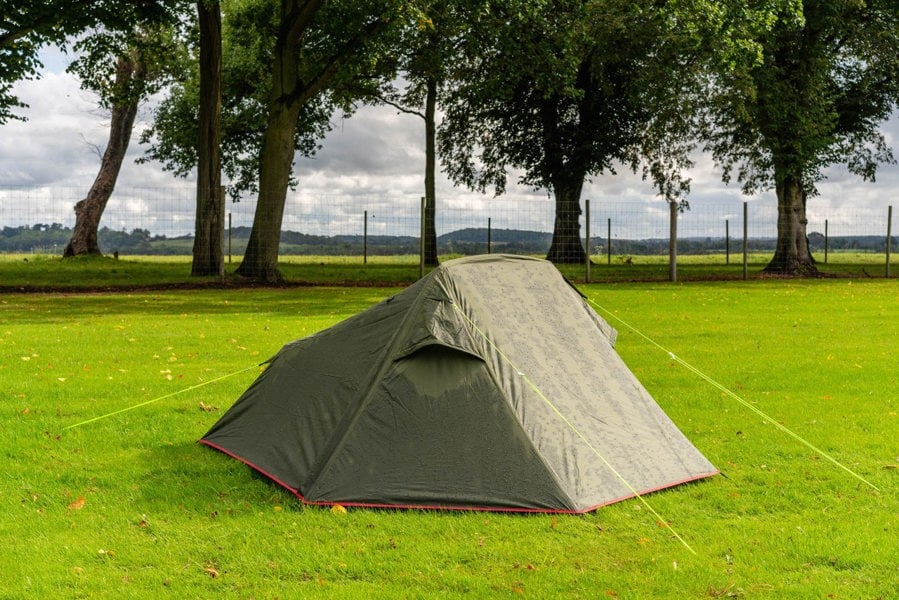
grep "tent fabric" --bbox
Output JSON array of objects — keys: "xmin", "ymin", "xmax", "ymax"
[{"xmin": 201, "ymin": 254, "xmax": 717, "ymax": 513}]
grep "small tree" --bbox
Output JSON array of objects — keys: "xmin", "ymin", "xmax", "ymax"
[{"xmin": 374, "ymin": 2, "xmax": 472, "ymax": 267}]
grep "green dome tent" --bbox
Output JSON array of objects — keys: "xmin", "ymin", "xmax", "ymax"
[{"xmin": 201, "ymin": 254, "xmax": 717, "ymax": 512}]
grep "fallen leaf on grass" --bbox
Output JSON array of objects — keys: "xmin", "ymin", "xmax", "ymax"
[
  {"xmin": 204, "ymin": 566, "xmax": 220, "ymax": 579},
  {"xmin": 68, "ymin": 497, "xmax": 86, "ymax": 510},
  {"xmin": 330, "ymin": 504, "xmax": 347, "ymax": 515},
  {"xmin": 199, "ymin": 402, "xmax": 218, "ymax": 412}
]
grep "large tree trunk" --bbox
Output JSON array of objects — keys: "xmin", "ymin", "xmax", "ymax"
[
  {"xmin": 546, "ymin": 177, "xmax": 587, "ymax": 264},
  {"xmin": 235, "ymin": 3, "xmax": 306, "ymax": 283},
  {"xmin": 235, "ymin": 101, "xmax": 303, "ymax": 282},
  {"xmin": 764, "ymin": 174, "xmax": 818, "ymax": 275},
  {"xmin": 235, "ymin": 2, "xmax": 386, "ymax": 282},
  {"xmin": 192, "ymin": 0, "xmax": 225, "ymax": 277},
  {"xmin": 423, "ymin": 76, "xmax": 439, "ymax": 267},
  {"xmin": 64, "ymin": 56, "xmax": 143, "ymax": 257}
]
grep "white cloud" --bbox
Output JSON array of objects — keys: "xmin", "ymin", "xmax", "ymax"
[{"xmin": 2, "ymin": 54, "xmax": 898, "ymax": 240}]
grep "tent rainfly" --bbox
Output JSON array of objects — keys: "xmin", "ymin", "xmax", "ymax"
[{"xmin": 201, "ymin": 254, "xmax": 717, "ymax": 513}]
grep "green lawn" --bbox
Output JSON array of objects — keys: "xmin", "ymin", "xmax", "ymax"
[
  {"xmin": 0, "ymin": 251, "xmax": 895, "ymax": 290},
  {"xmin": 1, "ymin": 278, "xmax": 896, "ymax": 598}
]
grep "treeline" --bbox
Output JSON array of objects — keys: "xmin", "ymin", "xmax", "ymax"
[{"xmin": 3, "ymin": 224, "xmax": 895, "ymax": 256}]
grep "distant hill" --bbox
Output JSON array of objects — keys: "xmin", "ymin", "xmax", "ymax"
[{"xmin": 2, "ymin": 223, "xmax": 894, "ymax": 256}]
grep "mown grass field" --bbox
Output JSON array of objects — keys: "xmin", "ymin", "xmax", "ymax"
[
  {"xmin": 1, "ymin": 259, "xmax": 896, "ymax": 598},
  {"xmin": 0, "ymin": 250, "xmax": 895, "ymax": 290}
]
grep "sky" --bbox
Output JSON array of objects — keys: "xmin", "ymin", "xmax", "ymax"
[{"xmin": 1, "ymin": 47, "xmax": 897, "ymax": 240}]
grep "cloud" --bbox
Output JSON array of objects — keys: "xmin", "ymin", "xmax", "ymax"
[{"xmin": 2, "ymin": 54, "xmax": 898, "ymax": 240}]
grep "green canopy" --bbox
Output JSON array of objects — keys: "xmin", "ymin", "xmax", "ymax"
[{"xmin": 201, "ymin": 255, "xmax": 716, "ymax": 512}]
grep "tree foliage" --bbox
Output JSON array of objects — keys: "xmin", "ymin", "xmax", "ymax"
[
  {"xmin": 141, "ymin": 0, "xmax": 397, "ymax": 199},
  {"xmin": 701, "ymin": 0, "xmax": 899, "ymax": 273},
  {"xmin": 438, "ymin": 0, "xmax": 708, "ymax": 262},
  {"xmin": 0, "ymin": 0, "xmax": 184, "ymax": 123}
]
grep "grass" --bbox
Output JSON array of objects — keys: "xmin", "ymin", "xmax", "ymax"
[
  {"xmin": 1, "ymin": 277, "xmax": 896, "ymax": 598},
  {"xmin": 0, "ymin": 250, "xmax": 895, "ymax": 290}
]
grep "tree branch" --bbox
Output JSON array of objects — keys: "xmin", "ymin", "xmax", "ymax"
[
  {"xmin": 379, "ymin": 96, "xmax": 425, "ymax": 119},
  {"xmin": 288, "ymin": 16, "xmax": 390, "ymax": 107}
]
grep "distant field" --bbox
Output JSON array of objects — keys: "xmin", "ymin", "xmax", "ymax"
[
  {"xmin": 0, "ymin": 251, "xmax": 894, "ymax": 290},
  {"xmin": 1, "ymin": 278, "xmax": 895, "ymax": 597}
]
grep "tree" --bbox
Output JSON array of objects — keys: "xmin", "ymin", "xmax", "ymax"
[
  {"xmin": 375, "ymin": 3, "xmax": 470, "ymax": 267},
  {"xmin": 143, "ymin": 0, "xmax": 406, "ymax": 282},
  {"xmin": 235, "ymin": 0, "xmax": 401, "ymax": 282},
  {"xmin": 64, "ymin": 52, "xmax": 148, "ymax": 257},
  {"xmin": 192, "ymin": 0, "xmax": 225, "ymax": 276},
  {"xmin": 702, "ymin": 1, "xmax": 899, "ymax": 275},
  {"xmin": 63, "ymin": 17, "xmax": 187, "ymax": 257},
  {"xmin": 0, "ymin": 1, "xmax": 179, "ymax": 124},
  {"xmin": 439, "ymin": 0, "xmax": 699, "ymax": 264}
]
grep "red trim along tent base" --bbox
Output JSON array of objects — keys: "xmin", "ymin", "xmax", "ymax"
[{"xmin": 201, "ymin": 255, "xmax": 717, "ymax": 513}]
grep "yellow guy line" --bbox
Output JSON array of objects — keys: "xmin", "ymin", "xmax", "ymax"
[
  {"xmin": 62, "ymin": 364, "xmax": 262, "ymax": 432},
  {"xmin": 451, "ymin": 303, "xmax": 698, "ymax": 555},
  {"xmin": 585, "ymin": 296, "xmax": 879, "ymax": 493}
]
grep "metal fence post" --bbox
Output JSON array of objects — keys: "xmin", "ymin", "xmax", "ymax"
[
  {"xmin": 742, "ymin": 201, "xmax": 748, "ymax": 281},
  {"xmin": 887, "ymin": 205, "xmax": 893, "ymax": 278},
  {"xmin": 487, "ymin": 217, "xmax": 492, "ymax": 254},
  {"xmin": 363, "ymin": 210, "xmax": 368, "ymax": 265},
  {"xmin": 824, "ymin": 219, "xmax": 829, "ymax": 264},
  {"xmin": 585, "ymin": 199, "xmax": 591, "ymax": 283},
  {"xmin": 607, "ymin": 218, "xmax": 612, "ymax": 265},
  {"xmin": 419, "ymin": 197, "xmax": 425, "ymax": 279},
  {"xmin": 726, "ymin": 219, "xmax": 730, "ymax": 265},
  {"xmin": 669, "ymin": 200, "xmax": 677, "ymax": 283}
]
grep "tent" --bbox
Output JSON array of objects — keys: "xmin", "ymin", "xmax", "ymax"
[{"xmin": 201, "ymin": 254, "xmax": 717, "ymax": 513}]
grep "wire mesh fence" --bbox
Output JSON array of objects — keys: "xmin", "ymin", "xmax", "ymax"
[{"xmin": 0, "ymin": 186, "xmax": 894, "ymax": 277}]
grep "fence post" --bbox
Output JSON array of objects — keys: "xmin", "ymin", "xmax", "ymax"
[
  {"xmin": 887, "ymin": 205, "xmax": 893, "ymax": 278},
  {"xmin": 742, "ymin": 201, "xmax": 748, "ymax": 281},
  {"xmin": 607, "ymin": 218, "xmax": 612, "ymax": 265},
  {"xmin": 419, "ymin": 197, "xmax": 426, "ymax": 279},
  {"xmin": 585, "ymin": 199, "xmax": 591, "ymax": 283},
  {"xmin": 726, "ymin": 219, "xmax": 730, "ymax": 265},
  {"xmin": 363, "ymin": 210, "xmax": 368, "ymax": 265},
  {"xmin": 227, "ymin": 211, "xmax": 232, "ymax": 264},
  {"xmin": 668, "ymin": 200, "xmax": 678, "ymax": 282},
  {"xmin": 487, "ymin": 217, "xmax": 492, "ymax": 254},
  {"xmin": 824, "ymin": 219, "xmax": 829, "ymax": 264}
]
